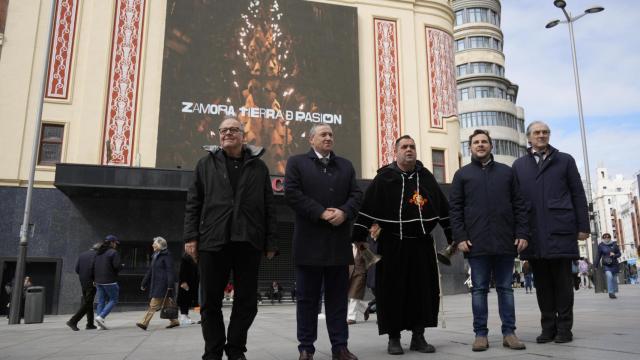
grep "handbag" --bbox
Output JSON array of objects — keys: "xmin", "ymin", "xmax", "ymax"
[
  {"xmin": 603, "ymin": 256, "xmax": 614, "ymax": 266},
  {"xmin": 160, "ymin": 289, "xmax": 179, "ymax": 320}
]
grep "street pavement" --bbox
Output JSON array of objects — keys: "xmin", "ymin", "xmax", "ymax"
[{"xmin": 1, "ymin": 285, "xmax": 639, "ymax": 360}]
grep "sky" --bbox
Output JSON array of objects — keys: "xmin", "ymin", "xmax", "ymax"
[{"xmin": 500, "ymin": 0, "xmax": 640, "ymax": 183}]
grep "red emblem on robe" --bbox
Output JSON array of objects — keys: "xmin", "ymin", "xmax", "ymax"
[{"xmin": 409, "ymin": 190, "xmax": 427, "ymax": 210}]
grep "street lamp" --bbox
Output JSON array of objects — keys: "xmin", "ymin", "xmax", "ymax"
[{"xmin": 545, "ymin": 0, "xmax": 603, "ymax": 283}]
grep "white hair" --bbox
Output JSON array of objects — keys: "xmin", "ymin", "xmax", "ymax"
[
  {"xmin": 309, "ymin": 124, "xmax": 332, "ymax": 138},
  {"xmin": 153, "ymin": 236, "xmax": 168, "ymax": 250},
  {"xmin": 525, "ymin": 121, "xmax": 550, "ymax": 137}
]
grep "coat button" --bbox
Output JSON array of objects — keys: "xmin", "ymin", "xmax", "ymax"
[{"xmin": 329, "ymin": 188, "xmax": 334, "ymax": 192}]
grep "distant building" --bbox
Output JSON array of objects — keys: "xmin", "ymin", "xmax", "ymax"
[
  {"xmin": 452, "ymin": 0, "xmax": 527, "ymax": 166},
  {"xmin": 593, "ymin": 167, "xmax": 640, "ymax": 261}
]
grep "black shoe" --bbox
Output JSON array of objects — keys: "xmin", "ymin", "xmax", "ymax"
[
  {"xmin": 298, "ymin": 350, "xmax": 314, "ymax": 360},
  {"xmin": 85, "ymin": 324, "xmax": 97, "ymax": 330},
  {"xmin": 136, "ymin": 322, "xmax": 148, "ymax": 331},
  {"xmin": 363, "ymin": 308, "xmax": 370, "ymax": 321},
  {"xmin": 331, "ymin": 347, "xmax": 358, "ymax": 360},
  {"xmin": 387, "ymin": 338, "xmax": 404, "ymax": 355},
  {"xmin": 410, "ymin": 333, "xmax": 435, "ymax": 353},
  {"xmin": 66, "ymin": 320, "xmax": 79, "ymax": 331},
  {"xmin": 554, "ymin": 331, "xmax": 573, "ymax": 343},
  {"xmin": 536, "ymin": 332, "xmax": 556, "ymax": 343},
  {"xmin": 228, "ymin": 354, "xmax": 247, "ymax": 360},
  {"xmin": 609, "ymin": 293, "xmax": 617, "ymax": 299}
]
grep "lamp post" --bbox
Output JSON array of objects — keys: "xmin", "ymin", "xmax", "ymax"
[
  {"xmin": 545, "ymin": 0, "xmax": 604, "ymax": 289},
  {"xmin": 8, "ymin": 0, "xmax": 56, "ymax": 324}
]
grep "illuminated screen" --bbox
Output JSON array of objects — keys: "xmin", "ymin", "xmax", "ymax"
[{"xmin": 156, "ymin": 0, "xmax": 361, "ymax": 175}]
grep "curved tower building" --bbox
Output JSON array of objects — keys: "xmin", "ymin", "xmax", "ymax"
[{"xmin": 453, "ymin": 0, "xmax": 527, "ymax": 166}]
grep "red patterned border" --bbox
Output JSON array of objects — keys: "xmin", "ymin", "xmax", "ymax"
[
  {"xmin": 101, "ymin": 0, "xmax": 146, "ymax": 165},
  {"xmin": 374, "ymin": 18, "xmax": 401, "ymax": 168},
  {"xmin": 425, "ymin": 27, "xmax": 457, "ymax": 129},
  {"xmin": 45, "ymin": 0, "xmax": 79, "ymax": 100}
]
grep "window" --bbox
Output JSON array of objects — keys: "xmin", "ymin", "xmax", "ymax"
[
  {"xmin": 469, "ymin": 36, "xmax": 490, "ymax": 49},
  {"xmin": 474, "ymin": 86, "xmax": 492, "ymax": 98},
  {"xmin": 455, "ymin": 39, "xmax": 466, "ymax": 51},
  {"xmin": 458, "ymin": 88, "xmax": 469, "ymax": 101},
  {"xmin": 455, "ymin": 10, "xmax": 464, "ymax": 26},
  {"xmin": 38, "ymin": 124, "xmax": 64, "ymax": 165},
  {"xmin": 432, "ymin": 150, "xmax": 446, "ymax": 183},
  {"xmin": 468, "ymin": 8, "xmax": 489, "ymax": 23},
  {"xmin": 457, "ymin": 64, "xmax": 468, "ymax": 76}
]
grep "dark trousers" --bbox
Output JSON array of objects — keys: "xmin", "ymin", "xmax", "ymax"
[
  {"xmin": 530, "ymin": 259, "xmax": 574, "ymax": 335},
  {"xmin": 68, "ymin": 285, "xmax": 96, "ymax": 327},
  {"xmin": 296, "ymin": 265, "xmax": 349, "ymax": 354},
  {"xmin": 199, "ymin": 243, "xmax": 261, "ymax": 360}
]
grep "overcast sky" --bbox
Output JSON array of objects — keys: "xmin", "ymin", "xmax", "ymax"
[{"xmin": 500, "ymin": 0, "xmax": 640, "ymax": 182}]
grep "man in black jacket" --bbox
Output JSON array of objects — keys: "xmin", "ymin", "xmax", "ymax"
[
  {"xmin": 449, "ymin": 129, "xmax": 529, "ymax": 352},
  {"xmin": 66, "ymin": 242, "xmax": 101, "ymax": 331},
  {"xmin": 94, "ymin": 235, "xmax": 122, "ymax": 330},
  {"xmin": 184, "ymin": 117, "xmax": 277, "ymax": 360},
  {"xmin": 285, "ymin": 124, "xmax": 362, "ymax": 360},
  {"xmin": 512, "ymin": 121, "xmax": 589, "ymax": 344}
]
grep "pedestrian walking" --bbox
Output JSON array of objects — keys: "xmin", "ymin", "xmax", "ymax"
[
  {"xmin": 178, "ymin": 241, "xmax": 199, "ymax": 325},
  {"xmin": 346, "ymin": 244, "xmax": 366, "ymax": 325},
  {"xmin": 595, "ymin": 233, "xmax": 622, "ymax": 299},
  {"xmin": 136, "ymin": 237, "xmax": 180, "ymax": 330},
  {"xmin": 94, "ymin": 235, "xmax": 122, "ymax": 330},
  {"xmin": 578, "ymin": 258, "xmax": 589, "ymax": 289},
  {"xmin": 66, "ymin": 242, "xmax": 100, "ymax": 331}
]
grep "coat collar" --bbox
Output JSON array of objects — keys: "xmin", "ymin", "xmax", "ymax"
[
  {"xmin": 526, "ymin": 145, "xmax": 558, "ymax": 176},
  {"xmin": 203, "ymin": 144, "xmax": 265, "ymax": 159},
  {"xmin": 470, "ymin": 154, "xmax": 495, "ymax": 168},
  {"xmin": 306, "ymin": 148, "xmax": 336, "ymax": 162}
]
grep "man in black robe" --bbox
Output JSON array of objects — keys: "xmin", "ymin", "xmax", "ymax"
[{"xmin": 353, "ymin": 135, "xmax": 452, "ymax": 355}]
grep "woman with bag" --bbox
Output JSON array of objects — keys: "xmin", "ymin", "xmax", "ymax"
[
  {"xmin": 136, "ymin": 237, "xmax": 179, "ymax": 330},
  {"xmin": 595, "ymin": 233, "xmax": 622, "ymax": 299}
]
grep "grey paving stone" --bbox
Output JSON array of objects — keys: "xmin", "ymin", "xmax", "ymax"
[{"xmin": 1, "ymin": 285, "xmax": 639, "ymax": 359}]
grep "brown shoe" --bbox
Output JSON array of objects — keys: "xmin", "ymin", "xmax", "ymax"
[
  {"xmin": 503, "ymin": 334, "xmax": 526, "ymax": 350},
  {"xmin": 298, "ymin": 350, "xmax": 314, "ymax": 360},
  {"xmin": 136, "ymin": 322, "xmax": 147, "ymax": 331},
  {"xmin": 166, "ymin": 321, "xmax": 179, "ymax": 329},
  {"xmin": 472, "ymin": 336, "xmax": 489, "ymax": 352},
  {"xmin": 332, "ymin": 347, "xmax": 358, "ymax": 360},
  {"xmin": 347, "ymin": 319, "xmax": 356, "ymax": 325}
]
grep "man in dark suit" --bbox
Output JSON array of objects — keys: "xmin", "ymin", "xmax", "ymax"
[
  {"xmin": 512, "ymin": 121, "xmax": 589, "ymax": 344},
  {"xmin": 66, "ymin": 243, "xmax": 100, "ymax": 331},
  {"xmin": 285, "ymin": 124, "xmax": 362, "ymax": 360}
]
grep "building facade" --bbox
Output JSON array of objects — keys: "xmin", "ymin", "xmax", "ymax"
[
  {"xmin": 452, "ymin": 0, "xmax": 526, "ymax": 166},
  {"xmin": 0, "ymin": 0, "xmax": 466, "ymax": 315},
  {"xmin": 593, "ymin": 167, "xmax": 640, "ymax": 261}
]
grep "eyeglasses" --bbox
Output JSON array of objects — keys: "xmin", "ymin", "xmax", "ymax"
[{"xmin": 219, "ymin": 127, "xmax": 243, "ymax": 135}]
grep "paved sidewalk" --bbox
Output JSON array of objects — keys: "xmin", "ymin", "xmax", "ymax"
[{"xmin": 1, "ymin": 285, "xmax": 639, "ymax": 360}]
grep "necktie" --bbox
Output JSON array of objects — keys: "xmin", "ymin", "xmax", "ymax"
[
  {"xmin": 534, "ymin": 152, "xmax": 544, "ymax": 170},
  {"xmin": 319, "ymin": 157, "xmax": 329, "ymax": 167}
]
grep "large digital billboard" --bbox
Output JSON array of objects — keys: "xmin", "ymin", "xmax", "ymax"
[{"xmin": 156, "ymin": 0, "xmax": 361, "ymax": 175}]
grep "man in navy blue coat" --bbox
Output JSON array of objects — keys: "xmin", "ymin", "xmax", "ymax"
[
  {"xmin": 450, "ymin": 129, "xmax": 529, "ymax": 352},
  {"xmin": 285, "ymin": 124, "xmax": 362, "ymax": 360},
  {"xmin": 512, "ymin": 121, "xmax": 590, "ymax": 344}
]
